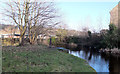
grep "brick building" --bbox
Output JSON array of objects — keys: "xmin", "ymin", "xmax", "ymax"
[{"xmin": 110, "ymin": 2, "xmax": 120, "ymax": 28}]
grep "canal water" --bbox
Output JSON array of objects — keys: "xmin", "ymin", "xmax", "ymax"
[{"xmin": 69, "ymin": 49, "xmax": 120, "ymax": 72}]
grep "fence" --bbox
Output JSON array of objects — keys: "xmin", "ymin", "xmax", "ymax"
[
  {"xmin": 1, "ymin": 37, "xmax": 19, "ymax": 46},
  {"xmin": 1, "ymin": 35, "xmax": 50, "ymax": 46}
]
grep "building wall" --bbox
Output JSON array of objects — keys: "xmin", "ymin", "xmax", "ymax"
[
  {"xmin": 110, "ymin": 2, "xmax": 120, "ymax": 28},
  {"xmin": 110, "ymin": 4, "xmax": 118, "ymax": 27},
  {"xmin": 118, "ymin": 2, "xmax": 120, "ymax": 27}
]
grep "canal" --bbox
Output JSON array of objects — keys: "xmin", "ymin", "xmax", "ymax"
[{"xmin": 69, "ymin": 49, "xmax": 120, "ymax": 72}]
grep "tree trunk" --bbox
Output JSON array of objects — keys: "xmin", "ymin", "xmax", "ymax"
[
  {"xmin": 28, "ymin": 31, "xmax": 38, "ymax": 45},
  {"xmin": 19, "ymin": 35, "xmax": 24, "ymax": 46},
  {"xmin": 29, "ymin": 35, "xmax": 37, "ymax": 45},
  {"xmin": 30, "ymin": 39, "xmax": 37, "ymax": 45}
]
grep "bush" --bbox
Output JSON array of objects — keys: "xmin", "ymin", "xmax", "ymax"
[
  {"xmin": 102, "ymin": 24, "xmax": 120, "ymax": 49},
  {"xmin": 48, "ymin": 36, "xmax": 56, "ymax": 45}
]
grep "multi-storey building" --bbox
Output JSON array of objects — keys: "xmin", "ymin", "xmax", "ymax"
[{"xmin": 110, "ymin": 2, "xmax": 120, "ymax": 28}]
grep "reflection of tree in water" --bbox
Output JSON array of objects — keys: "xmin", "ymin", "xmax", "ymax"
[
  {"xmin": 88, "ymin": 49, "xmax": 99, "ymax": 61},
  {"xmin": 101, "ymin": 53, "xmax": 110, "ymax": 61},
  {"xmin": 88, "ymin": 50, "xmax": 92, "ymax": 60},
  {"xmin": 84, "ymin": 49, "xmax": 89, "ymax": 59},
  {"xmin": 109, "ymin": 55, "xmax": 120, "ymax": 72},
  {"xmin": 92, "ymin": 51, "xmax": 100, "ymax": 61},
  {"xmin": 78, "ymin": 51, "xmax": 81, "ymax": 57},
  {"xmin": 70, "ymin": 48, "xmax": 120, "ymax": 72},
  {"xmin": 100, "ymin": 53, "xmax": 120, "ymax": 72},
  {"xmin": 81, "ymin": 51, "xmax": 85, "ymax": 58}
]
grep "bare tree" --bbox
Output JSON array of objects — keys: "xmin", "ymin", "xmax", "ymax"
[
  {"xmin": 82, "ymin": 27, "xmax": 89, "ymax": 32},
  {"xmin": 2, "ymin": 0, "xmax": 60, "ymax": 45},
  {"xmin": 28, "ymin": 2, "xmax": 60, "ymax": 44},
  {"xmin": 56, "ymin": 25, "xmax": 68, "ymax": 42},
  {"xmin": 2, "ymin": 0, "xmax": 30, "ymax": 45}
]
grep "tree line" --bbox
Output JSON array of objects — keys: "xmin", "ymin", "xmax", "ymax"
[{"xmin": 50, "ymin": 24, "xmax": 120, "ymax": 50}]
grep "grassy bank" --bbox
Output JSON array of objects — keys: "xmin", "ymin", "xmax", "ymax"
[{"xmin": 2, "ymin": 45, "xmax": 95, "ymax": 72}]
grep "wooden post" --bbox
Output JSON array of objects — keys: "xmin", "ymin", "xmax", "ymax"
[
  {"xmin": 2, "ymin": 35, "xmax": 4, "ymax": 46},
  {"xmin": 49, "ymin": 36, "xmax": 52, "ymax": 48},
  {"xmin": 11, "ymin": 35, "xmax": 12, "ymax": 46}
]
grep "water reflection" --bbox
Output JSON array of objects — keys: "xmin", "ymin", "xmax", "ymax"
[
  {"xmin": 109, "ymin": 55, "xmax": 120, "ymax": 72},
  {"xmin": 69, "ymin": 49, "xmax": 120, "ymax": 72}
]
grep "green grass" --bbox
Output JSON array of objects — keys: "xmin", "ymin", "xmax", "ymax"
[{"xmin": 2, "ymin": 45, "xmax": 96, "ymax": 72}]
